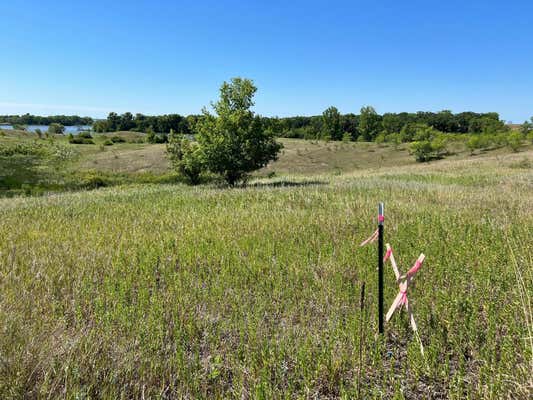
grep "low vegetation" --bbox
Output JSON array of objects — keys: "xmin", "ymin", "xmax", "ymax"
[{"xmin": 0, "ymin": 149, "xmax": 531, "ymax": 398}]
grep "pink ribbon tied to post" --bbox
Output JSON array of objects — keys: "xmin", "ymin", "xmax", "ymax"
[
  {"xmin": 359, "ymin": 215, "xmax": 383, "ymax": 247},
  {"xmin": 384, "ymin": 243, "xmax": 426, "ymax": 355}
]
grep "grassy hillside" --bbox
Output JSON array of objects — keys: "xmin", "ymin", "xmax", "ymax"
[
  {"xmin": 2, "ymin": 129, "xmax": 531, "ymax": 197},
  {"xmin": 0, "ymin": 143, "xmax": 531, "ymax": 397}
]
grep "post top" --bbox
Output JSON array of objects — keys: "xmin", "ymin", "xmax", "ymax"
[{"xmin": 378, "ymin": 203, "xmax": 384, "ymax": 225}]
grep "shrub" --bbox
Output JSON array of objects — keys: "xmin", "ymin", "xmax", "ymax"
[
  {"xmin": 375, "ymin": 133, "xmax": 386, "ymax": 145},
  {"xmin": 110, "ymin": 135, "xmax": 126, "ymax": 143},
  {"xmin": 494, "ymin": 133, "xmax": 509, "ymax": 147},
  {"xmin": 0, "ymin": 142, "xmax": 47, "ymax": 157},
  {"xmin": 103, "ymin": 139, "xmax": 114, "ymax": 146},
  {"xmin": 408, "ymin": 126, "xmax": 448, "ymax": 162},
  {"xmin": 410, "ymin": 141, "xmax": 433, "ymax": 162},
  {"xmin": 146, "ymin": 128, "xmax": 167, "ymax": 143},
  {"xmin": 167, "ymin": 131, "xmax": 205, "ymax": 184},
  {"xmin": 69, "ymin": 136, "xmax": 95, "ymax": 144},
  {"xmin": 410, "ymin": 138, "xmax": 446, "ymax": 162},
  {"xmin": 342, "ymin": 132, "xmax": 352, "ymax": 142},
  {"xmin": 506, "ymin": 132, "xmax": 523, "ymax": 152},
  {"xmin": 93, "ymin": 120, "xmax": 109, "ymax": 133},
  {"xmin": 78, "ymin": 132, "xmax": 93, "ymax": 139},
  {"xmin": 413, "ymin": 124, "xmax": 440, "ymax": 141},
  {"xmin": 81, "ymin": 172, "xmax": 108, "ymax": 189},
  {"xmin": 48, "ymin": 123, "xmax": 65, "ymax": 134},
  {"xmin": 467, "ymin": 135, "xmax": 481, "ymax": 154},
  {"xmin": 385, "ymin": 133, "xmax": 401, "ymax": 148}
]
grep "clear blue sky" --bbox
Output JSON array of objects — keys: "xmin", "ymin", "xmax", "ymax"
[{"xmin": 1, "ymin": 0, "xmax": 532, "ymax": 122}]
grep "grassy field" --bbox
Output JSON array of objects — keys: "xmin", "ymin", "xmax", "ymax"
[
  {"xmin": 2, "ymin": 129, "xmax": 531, "ymax": 192},
  {"xmin": 0, "ymin": 131, "xmax": 532, "ymax": 398}
]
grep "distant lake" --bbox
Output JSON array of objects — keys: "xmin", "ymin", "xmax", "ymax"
[{"xmin": 0, "ymin": 124, "xmax": 92, "ymax": 134}]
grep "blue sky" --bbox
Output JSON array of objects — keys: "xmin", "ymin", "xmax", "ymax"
[{"xmin": 1, "ymin": 0, "xmax": 532, "ymax": 122}]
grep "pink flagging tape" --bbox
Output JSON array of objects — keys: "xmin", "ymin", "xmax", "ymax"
[
  {"xmin": 407, "ymin": 254, "xmax": 425, "ymax": 277},
  {"xmin": 384, "ymin": 245, "xmax": 426, "ymax": 355},
  {"xmin": 378, "ymin": 215, "xmax": 384, "ymax": 222},
  {"xmin": 359, "ymin": 228, "xmax": 379, "ymax": 247},
  {"xmin": 385, "ymin": 243, "xmax": 401, "ymax": 281},
  {"xmin": 384, "ymin": 247, "xmax": 393, "ymax": 262}
]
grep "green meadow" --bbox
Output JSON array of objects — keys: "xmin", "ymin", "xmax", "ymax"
[{"xmin": 0, "ymin": 131, "xmax": 532, "ymax": 398}]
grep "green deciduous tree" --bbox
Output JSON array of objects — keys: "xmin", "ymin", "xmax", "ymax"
[
  {"xmin": 93, "ymin": 120, "xmax": 109, "ymax": 133},
  {"xmin": 358, "ymin": 106, "xmax": 382, "ymax": 141},
  {"xmin": 195, "ymin": 78, "xmax": 282, "ymax": 186},
  {"xmin": 520, "ymin": 117, "xmax": 532, "ymax": 135},
  {"xmin": 468, "ymin": 115, "xmax": 506, "ymax": 134},
  {"xmin": 322, "ymin": 106, "xmax": 342, "ymax": 140}
]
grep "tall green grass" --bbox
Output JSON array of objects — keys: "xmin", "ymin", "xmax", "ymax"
[{"xmin": 0, "ymin": 152, "xmax": 531, "ymax": 398}]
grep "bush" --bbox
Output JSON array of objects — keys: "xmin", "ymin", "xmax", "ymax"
[
  {"xmin": 375, "ymin": 133, "xmax": 386, "ymax": 145},
  {"xmin": 81, "ymin": 172, "xmax": 108, "ymax": 189},
  {"xmin": 411, "ymin": 141, "xmax": 433, "ymax": 162},
  {"xmin": 385, "ymin": 133, "xmax": 401, "ymax": 148},
  {"xmin": 103, "ymin": 139, "xmax": 114, "ymax": 146},
  {"xmin": 413, "ymin": 124, "xmax": 439, "ymax": 141},
  {"xmin": 146, "ymin": 128, "xmax": 168, "ymax": 144},
  {"xmin": 342, "ymin": 132, "xmax": 352, "ymax": 142},
  {"xmin": 69, "ymin": 136, "xmax": 95, "ymax": 145},
  {"xmin": 166, "ymin": 132, "xmax": 204, "ymax": 184},
  {"xmin": 78, "ymin": 132, "xmax": 93, "ymax": 139},
  {"xmin": 408, "ymin": 126, "xmax": 448, "ymax": 162},
  {"xmin": 48, "ymin": 123, "xmax": 65, "ymax": 134},
  {"xmin": 467, "ymin": 135, "xmax": 481, "ymax": 154},
  {"xmin": 410, "ymin": 138, "xmax": 446, "ymax": 162},
  {"xmin": 506, "ymin": 132, "xmax": 523, "ymax": 152},
  {"xmin": 93, "ymin": 120, "xmax": 109, "ymax": 133},
  {"xmin": 110, "ymin": 135, "xmax": 126, "ymax": 143},
  {"xmin": 0, "ymin": 142, "xmax": 48, "ymax": 157}
]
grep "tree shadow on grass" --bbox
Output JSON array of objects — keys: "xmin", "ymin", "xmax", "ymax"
[
  {"xmin": 0, "ymin": 155, "xmax": 48, "ymax": 192},
  {"xmin": 247, "ymin": 179, "xmax": 328, "ymax": 189}
]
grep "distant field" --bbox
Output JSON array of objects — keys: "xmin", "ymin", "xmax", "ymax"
[
  {"xmin": 2, "ymin": 129, "xmax": 531, "ymax": 181},
  {"xmin": 0, "ymin": 131, "xmax": 531, "ymax": 397},
  {"xmin": 77, "ymin": 139, "xmax": 418, "ymax": 175},
  {"xmin": 76, "ymin": 136, "xmax": 532, "ymax": 176}
]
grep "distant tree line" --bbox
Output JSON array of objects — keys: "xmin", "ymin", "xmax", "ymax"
[
  {"xmin": 0, "ymin": 114, "xmax": 93, "ymax": 126},
  {"xmin": 93, "ymin": 108, "xmax": 514, "ymax": 144},
  {"xmin": 93, "ymin": 113, "xmax": 200, "ymax": 136},
  {"xmin": 260, "ymin": 108, "xmax": 510, "ymax": 141},
  {"xmin": 3, "ymin": 109, "xmax": 526, "ymax": 145}
]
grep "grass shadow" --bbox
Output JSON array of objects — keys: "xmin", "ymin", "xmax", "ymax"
[{"xmin": 248, "ymin": 179, "xmax": 328, "ymax": 189}]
